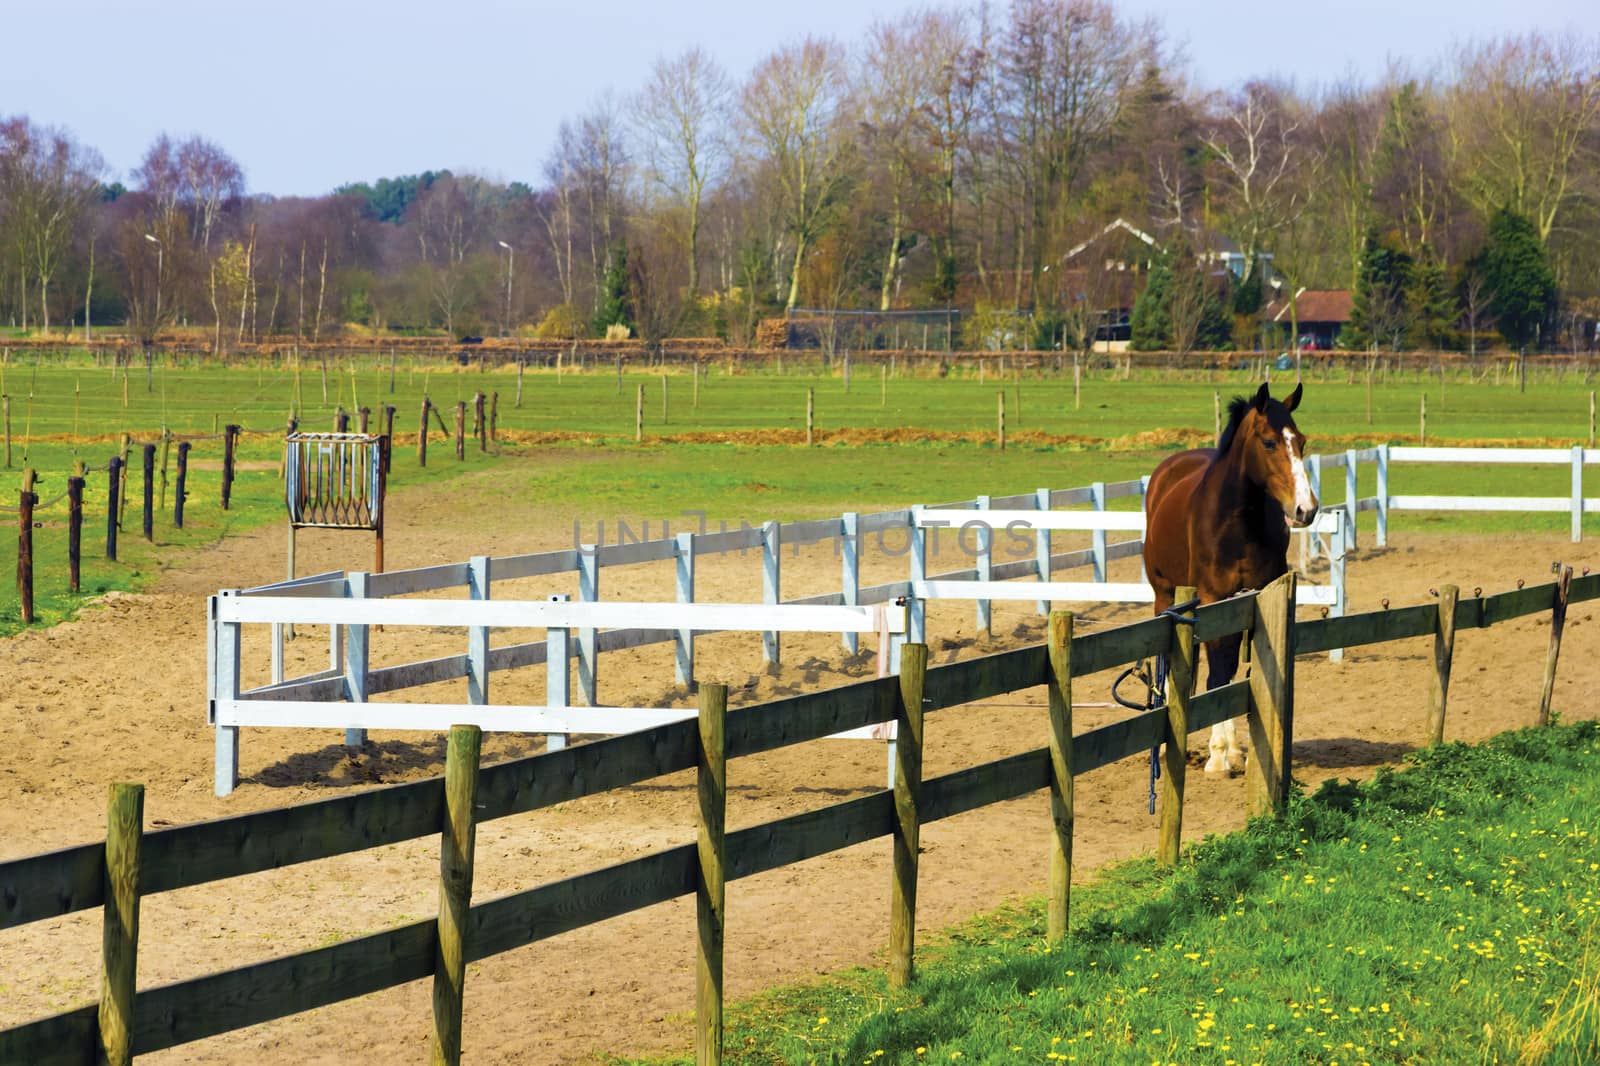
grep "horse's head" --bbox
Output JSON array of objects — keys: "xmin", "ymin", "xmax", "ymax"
[{"xmin": 1220, "ymin": 382, "xmax": 1319, "ymax": 528}]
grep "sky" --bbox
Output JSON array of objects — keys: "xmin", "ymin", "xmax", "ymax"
[{"xmin": 1, "ymin": 0, "xmax": 1589, "ymax": 198}]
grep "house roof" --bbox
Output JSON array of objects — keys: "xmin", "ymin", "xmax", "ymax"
[{"xmin": 1269, "ymin": 289, "xmax": 1352, "ymax": 324}]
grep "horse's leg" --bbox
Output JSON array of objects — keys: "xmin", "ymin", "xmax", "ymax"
[{"xmin": 1203, "ymin": 631, "xmax": 1244, "ymax": 774}]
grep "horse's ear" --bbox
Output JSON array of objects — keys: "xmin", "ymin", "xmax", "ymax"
[
  {"xmin": 1285, "ymin": 383, "xmax": 1303, "ymax": 412},
  {"xmin": 1252, "ymin": 381, "xmax": 1271, "ymax": 412}
]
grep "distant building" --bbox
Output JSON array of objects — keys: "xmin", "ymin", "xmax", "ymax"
[{"xmin": 1264, "ymin": 289, "xmax": 1353, "ymax": 350}]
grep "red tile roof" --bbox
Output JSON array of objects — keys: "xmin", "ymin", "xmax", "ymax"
[{"xmin": 1271, "ymin": 289, "xmax": 1352, "ymax": 324}]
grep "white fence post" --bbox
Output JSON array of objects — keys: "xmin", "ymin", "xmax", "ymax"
[
  {"xmin": 840, "ymin": 513, "xmax": 859, "ymax": 654},
  {"xmin": 1090, "ymin": 482, "xmax": 1107, "ymax": 582},
  {"xmin": 763, "ymin": 521, "xmax": 781, "ymax": 664},
  {"xmin": 1034, "ymin": 487, "xmax": 1051, "ymax": 615},
  {"xmin": 1329, "ymin": 511, "xmax": 1347, "ymax": 663},
  {"xmin": 975, "ymin": 494, "xmax": 993, "ymax": 635},
  {"xmin": 1137, "ymin": 475, "xmax": 1150, "ymax": 582},
  {"xmin": 1376, "ymin": 445, "xmax": 1389, "ymax": 547},
  {"xmin": 676, "ymin": 531, "xmax": 696, "ymax": 685},
  {"xmin": 546, "ymin": 593, "xmax": 570, "ymax": 751},
  {"xmin": 1572, "ymin": 445, "xmax": 1584, "ymax": 543},
  {"xmin": 1307, "ymin": 455, "xmax": 1323, "ymax": 560},
  {"xmin": 1344, "ymin": 448, "xmax": 1359, "ymax": 551},
  {"xmin": 213, "ymin": 593, "xmax": 241, "ymax": 797},
  {"xmin": 345, "ymin": 571, "xmax": 370, "ymax": 749},
  {"xmin": 467, "ymin": 557, "xmax": 490, "ymax": 707},
  {"xmin": 578, "ymin": 546, "xmax": 599, "ymax": 706}
]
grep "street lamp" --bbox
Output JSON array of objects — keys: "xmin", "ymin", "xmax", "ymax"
[
  {"xmin": 497, "ymin": 240, "xmax": 514, "ymax": 339},
  {"xmin": 143, "ymin": 234, "xmax": 162, "ymax": 391}
]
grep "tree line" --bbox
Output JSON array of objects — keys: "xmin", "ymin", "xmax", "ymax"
[{"xmin": 0, "ymin": 2, "xmax": 1596, "ymax": 353}]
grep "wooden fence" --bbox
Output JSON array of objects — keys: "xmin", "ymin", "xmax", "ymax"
[{"xmin": 1, "ymin": 569, "xmax": 1592, "ymax": 1064}]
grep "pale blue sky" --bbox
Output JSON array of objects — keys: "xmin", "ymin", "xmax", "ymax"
[{"xmin": 1, "ymin": 0, "xmax": 1588, "ymax": 196}]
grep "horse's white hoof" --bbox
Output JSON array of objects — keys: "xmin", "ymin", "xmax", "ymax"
[{"xmin": 1203, "ymin": 753, "xmax": 1229, "ymax": 774}]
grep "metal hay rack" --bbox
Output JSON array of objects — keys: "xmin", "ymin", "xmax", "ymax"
[{"xmin": 285, "ymin": 431, "xmax": 388, "ymax": 575}]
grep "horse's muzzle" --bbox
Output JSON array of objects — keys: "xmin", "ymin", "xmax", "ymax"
[{"xmin": 1291, "ymin": 503, "xmax": 1319, "ymax": 528}]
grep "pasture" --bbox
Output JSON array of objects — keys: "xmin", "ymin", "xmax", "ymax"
[{"xmin": 1, "ymin": 352, "xmax": 1599, "ymax": 1063}]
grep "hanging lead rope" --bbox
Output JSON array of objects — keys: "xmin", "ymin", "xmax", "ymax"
[{"xmin": 1110, "ymin": 598, "xmax": 1200, "ymax": 816}]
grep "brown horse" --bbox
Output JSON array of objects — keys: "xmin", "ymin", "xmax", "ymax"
[{"xmin": 1143, "ymin": 381, "xmax": 1318, "ymax": 773}]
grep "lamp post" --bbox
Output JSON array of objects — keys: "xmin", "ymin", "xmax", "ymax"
[
  {"xmin": 497, "ymin": 240, "xmax": 514, "ymax": 339},
  {"xmin": 143, "ymin": 234, "xmax": 162, "ymax": 391}
]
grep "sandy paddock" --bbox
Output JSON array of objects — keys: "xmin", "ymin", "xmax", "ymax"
[{"xmin": 1, "ymin": 461, "xmax": 1596, "ymax": 1064}]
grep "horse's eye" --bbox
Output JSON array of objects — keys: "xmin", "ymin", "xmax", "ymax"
[{"xmin": 1263, "ymin": 439, "xmax": 1277, "ymax": 451}]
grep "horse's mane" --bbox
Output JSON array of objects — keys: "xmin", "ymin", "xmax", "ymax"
[{"xmin": 1216, "ymin": 395, "xmax": 1253, "ymax": 453}]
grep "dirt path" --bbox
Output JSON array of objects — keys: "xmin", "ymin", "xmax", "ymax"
[{"xmin": 1, "ymin": 461, "xmax": 1595, "ymax": 1064}]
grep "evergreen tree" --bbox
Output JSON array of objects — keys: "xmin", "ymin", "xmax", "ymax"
[
  {"xmin": 1405, "ymin": 252, "xmax": 1457, "ymax": 349},
  {"xmin": 1344, "ymin": 229, "xmax": 1414, "ymax": 350},
  {"xmin": 1477, "ymin": 207, "xmax": 1556, "ymax": 349},
  {"xmin": 1129, "ymin": 253, "xmax": 1173, "ymax": 350},
  {"xmin": 592, "ymin": 242, "xmax": 633, "ymax": 336}
]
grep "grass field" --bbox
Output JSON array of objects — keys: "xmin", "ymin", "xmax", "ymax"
[
  {"xmin": 620, "ymin": 721, "xmax": 1600, "ymax": 1065},
  {"xmin": 3, "ymin": 354, "xmax": 1598, "ymax": 635}
]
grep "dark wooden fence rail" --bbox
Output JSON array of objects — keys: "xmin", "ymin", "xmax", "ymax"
[{"xmin": 2, "ymin": 572, "xmax": 1594, "ymax": 1064}]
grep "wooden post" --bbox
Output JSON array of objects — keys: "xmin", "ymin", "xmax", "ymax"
[
  {"xmin": 140, "ymin": 443, "xmax": 155, "ymax": 540},
  {"xmin": 1246, "ymin": 572, "xmax": 1296, "ymax": 818},
  {"xmin": 516, "ymin": 358, "xmax": 524, "ymax": 408},
  {"xmin": 118, "ymin": 433, "xmax": 132, "ymax": 523},
  {"xmin": 1073, "ymin": 356, "xmax": 1081, "ymax": 410},
  {"xmin": 98, "ymin": 782, "xmax": 144, "ymax": 1066},
  {"xmin": 1427, "ymin": 584, "xmax": 1459, "ymax": 745},
  {"xmin": 695, "ymin": 682, "xmax": 728, "ymax": 1066},
  {"xmin": 997, "ymin": 390, "xmax": 1006, "ymax": 451},
  {"xmin": 430, "ymin": 725, "xmax": 482, "ymax": 1066},
  {"xmin": 383, "ymin": 406, "xmax": 397, "ymax": 466},
  {"xmin": 222, "ymin": 424, "xmax": 240, "ymax": 510},
  {"xmin": 157, "ymin": 431, "xmax": 172, "ymax": 510},
  {"xmin": 1213, "ymin": 391, "xmax": 1221, "ymax": 440},
  {"xmin": 1046, "ymin": 610, "xmax": 1074, "ymax": 943},
  {"xmin": 106, "ymin": 457, "xmax": 121, "ymax": 560},
  {"xmin": 454, "ymin": 401, "xmax": 465, "ymax": 460},
  {"xmin": 473, "ymin": 392, "xmax": 486, "ymax": 450},
  {"xmin": 635, "ymin": 383, "xmax": 644, "ymax": 442},
  {"xmin": 335, "ymin": 406, "xmax": 349, "ymax": 433},
  {"xmin": 68, "ymin": 474, "xmax": 84, "ymax": 592},
  {"xmin": 1158, "ymin": 586, "xmax": 1197, "ymax": 866},
  {"xmin": 661, "ymin": 373, "xmax": 669, "ymax": 425},
  {"xmin": 389, "ymin": 347, "xmax": 397, "ymax": 393},
  {"xmin": 17, "ymin": 487, "xmax": 36, "ymax": 624},
  {"xmin": 806, "ymin": 387, "xmax": 815, "ymax": 445},
  {"xmin": 1420, "ymin": 393, "xmax": 1426, "ymax": 444},
  {"xmin": 1539, "ymin": 566, "xmax": 1573, "ymax": 727},
  {"xmin": 359, "ymin": 405, "xmax": 371, "ymax": 434},
  {"xmin": 489, "ymin": 392, "xmax": 498, "ymax": 443},
  {"xmin": 418, "ymin": 398, "xmax": 431, "ymax": 467},
  {"xmin": 174, "ymin": 441, "xmax": 190, "ymax": 528},
  {"xmin": 888, "ymin": 642, "xmax": 928, "ymax": 988}
]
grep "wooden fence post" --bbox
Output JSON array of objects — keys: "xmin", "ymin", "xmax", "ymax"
[
  {"xmin": 383, "ymin": 405, "xmax": 397, "ymax": 466},
  {"xmin": 98, "ymin": 782, "xmax": 144, "ymax": 1066},
  {"xmin": 635, "ymin": 383, "xmax": 644, "ymax": 443},
  {"xmin": 489, "ymin": 392, "xmax": 498, "ymax": 443},
  {"xmin": 454, "ymin": 402, "xmax": 466, "ymax": 460},
  {"xmin": 1246, "ymin": 572, "xmax": 1296, "ymax": 818},
  {"xmin": 221, "ymin": 424, "xmax": 240, "ymax": 510},
  {"xmin": 806, "ymin": 387, "xmax": 814, "ymax": 446},
  {"xmin": 1159, "ymin": 586, "xmax": 1198, "ymax": 866},
  {"xmin": 430, "ymin": 725, "xmax": 482, "ymax": 1066},
  {"xmin": 696, "ymin": 682, "xmax": 728, "ymax": 1066},
  {"xmin": 17, "ymin": 486, "xmax": 36, "ymax": 623},
  {"xmin": 474, "ymin": 391, "xmax": 487, "ymax": 451},
  {"xmin": 418, "ymin": 398, "xmax": 431, "ymax": 467},
  {"xmin": 174, "ymin": 442, "xmax": 191, "ymax": 528},
  {"xmin": 158, "ymin": 431, "xmax": 171, "ymax": 510},
  {"xmin": 1539, "ymin": 565, "xmax": 1573, "ymax": 726},
  {"xmin": 358, "ymin": 405, "xmax": 371, "ymax": 434},
  {"xmin": 1046, "ymin": 610, "xmax": 1074, "ymax": 943},
  {"xmin": 68, "ymin": 474, "xmax": 84, "ymax": 592},
  {"xmin": 142, "ymin": 443, "xmax": 156, "ymax": 540},
  {"xmin": 997, "ymin": 390, "xmax": 1006, "ymax": 451},
  {"xmin": 106, "ymin": 457, "xmax": 121, "ymax": 560},
  {"xmin": 1427, "ymin": 584, "xmax": 1459, "ymax": 745},
  {"xmin": 889, "ymin": 642, "xmax": 928, "ymax": 988}
]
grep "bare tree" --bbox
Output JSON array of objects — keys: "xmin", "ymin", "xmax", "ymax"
[
  {"xmin": 633, "ymin": 47, "xmax": 730, "ymax": 299},
  {"xmin": 0, "ymin": 117, "xmax": 104, "ymax": 332},
  {"xmin": 741, "ymin": 37, "xmax": 855, "ymax": 311},
  {"xmin": 1204, "ymin": 82, "xmax": 1301, "ymax": 283},
  {"xmin": 1448, "ymin": 32, "xmax": 1600, "ymax": 243}
]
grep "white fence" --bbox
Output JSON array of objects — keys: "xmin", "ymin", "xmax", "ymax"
[{"xmin": 209, "ymin": 593, "xmax": 904, "ymax": 795}]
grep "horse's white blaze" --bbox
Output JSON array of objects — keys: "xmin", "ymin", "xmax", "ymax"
[{"xmin": 1284, "ymin": 428, "xmax": 1315, "ymax": 518}]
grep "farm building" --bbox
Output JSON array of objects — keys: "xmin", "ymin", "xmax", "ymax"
[{"xmin": 1265, "ymin": 288, "xmax": 1354, "ymax": 350}]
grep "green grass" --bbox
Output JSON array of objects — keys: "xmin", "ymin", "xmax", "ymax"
[
  {"xmin": 620, "ymin": 722, "xmax": 1600, "ymax": 1065},
  {"xmin": 3, "ymin": 354, "xmax": 1597, "ymax": 634}
]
